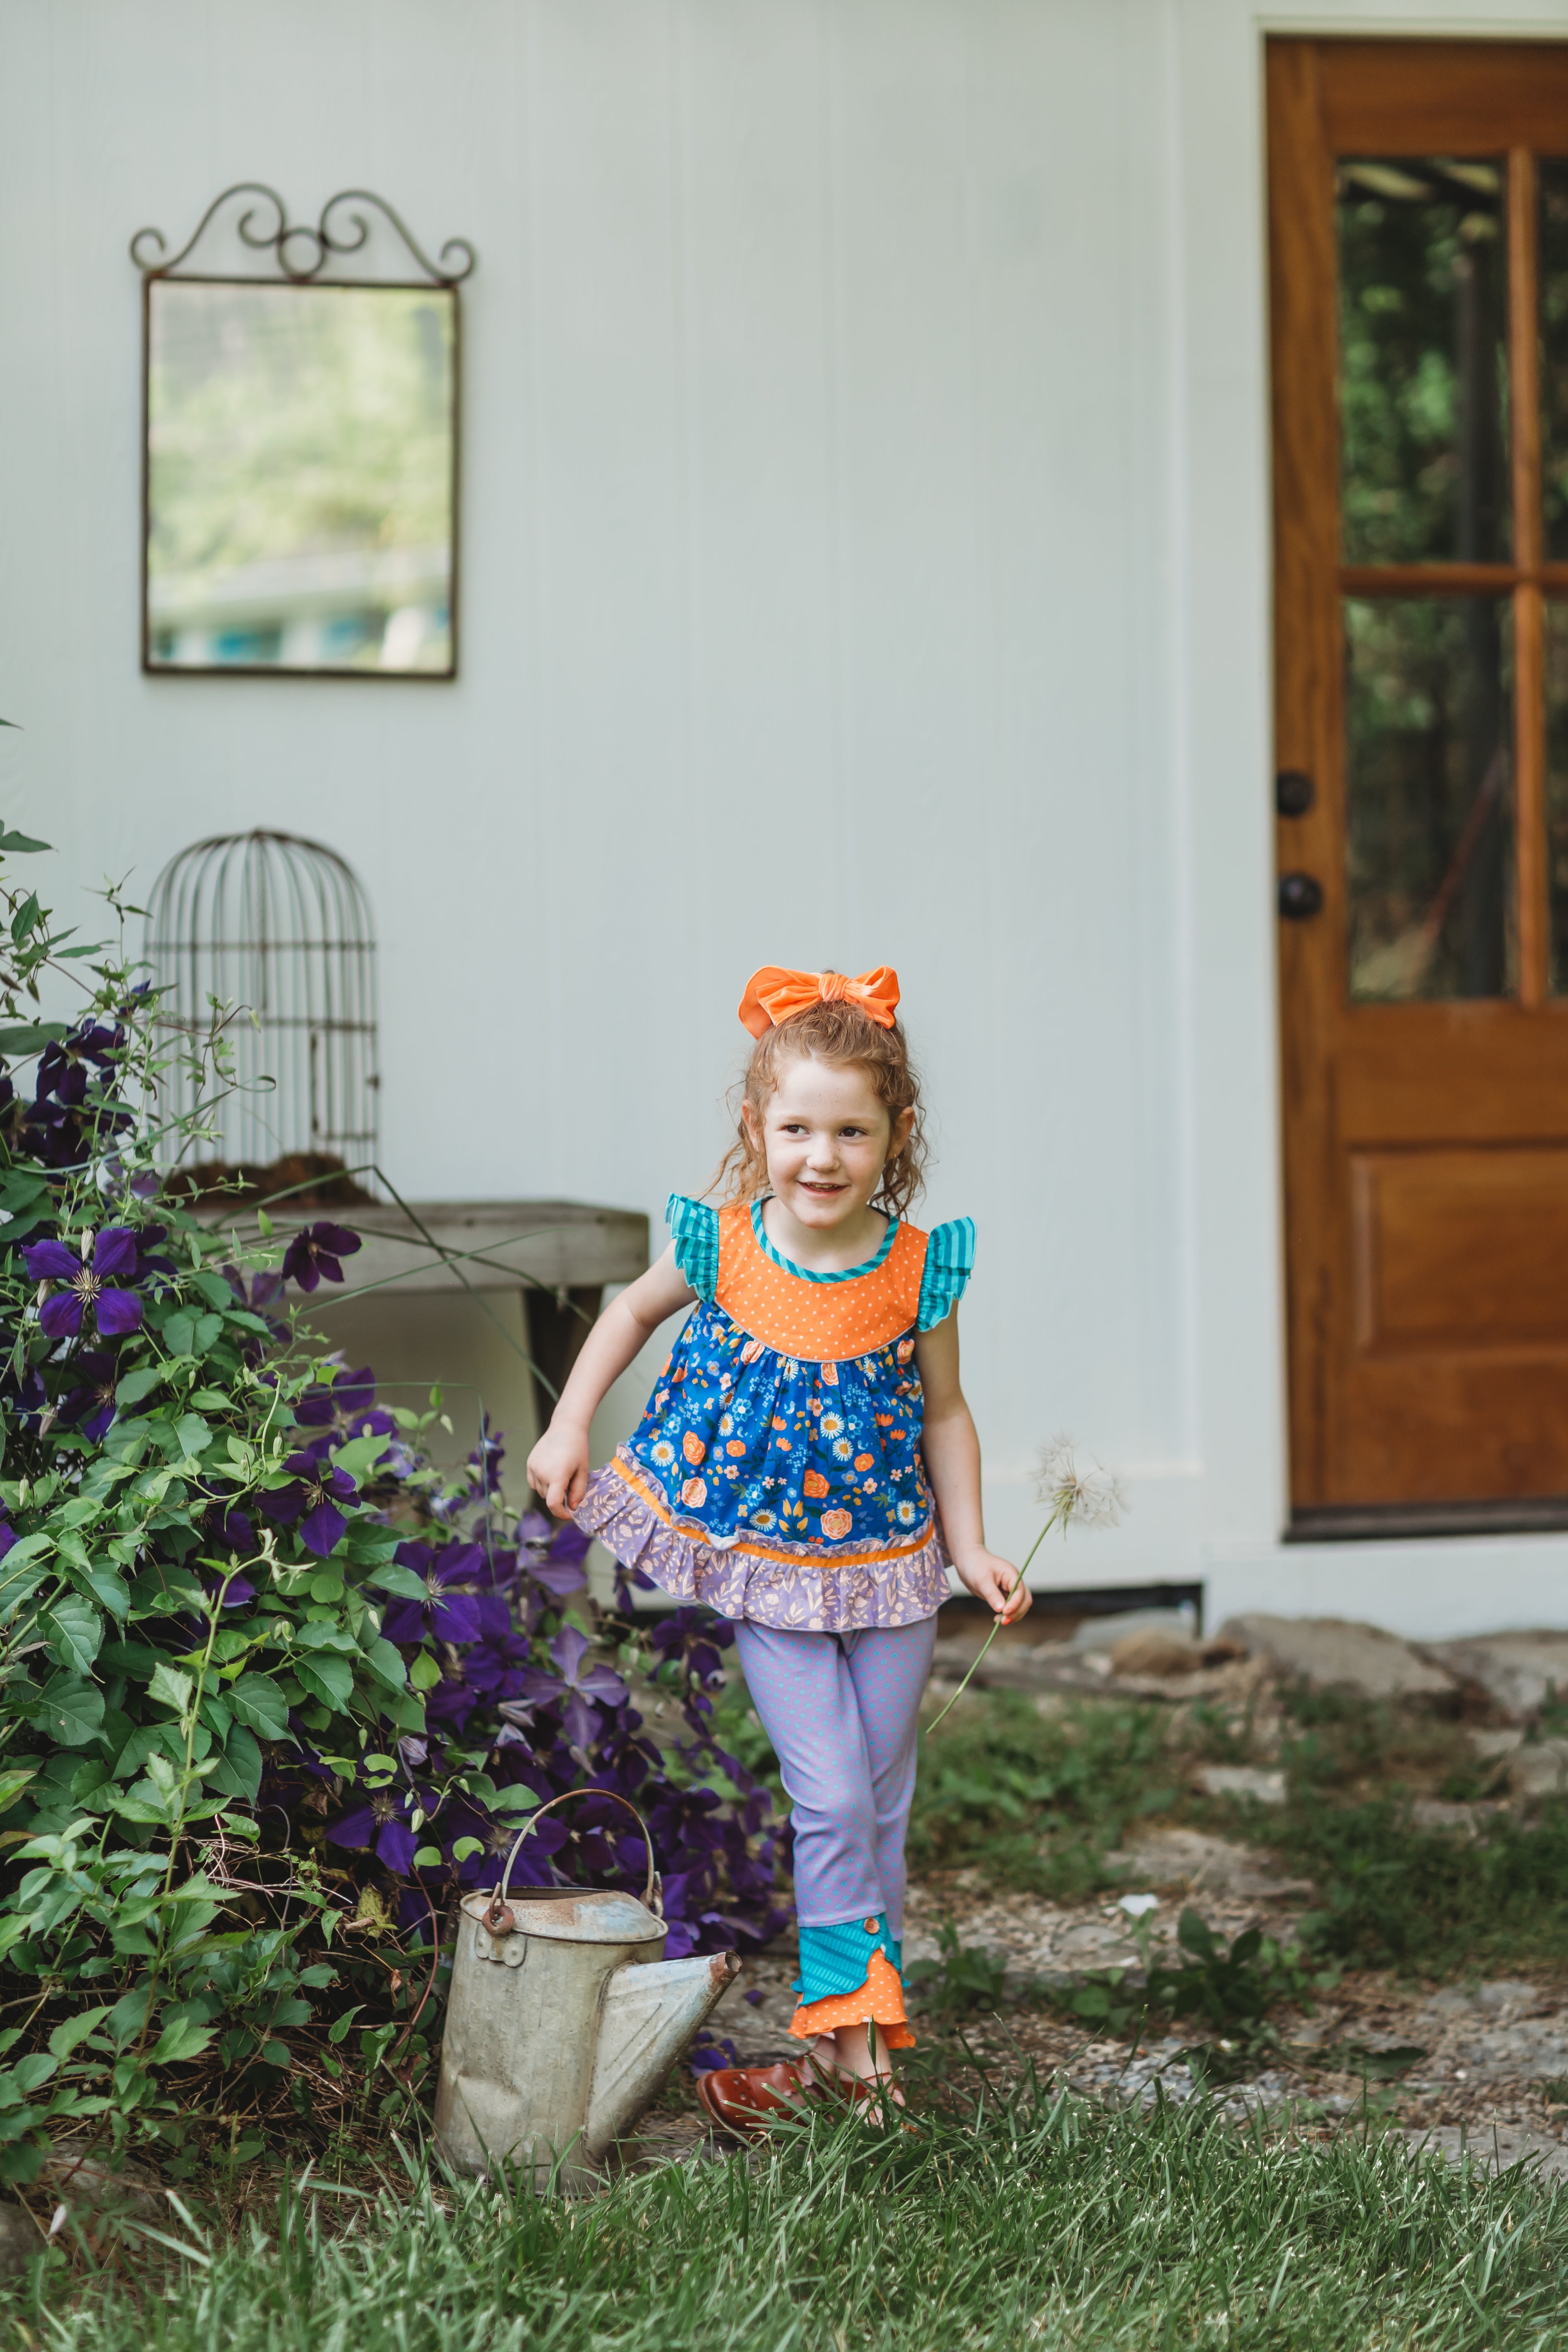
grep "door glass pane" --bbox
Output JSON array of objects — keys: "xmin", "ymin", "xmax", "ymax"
[
  {"xmin": 1540, "ymin": 162, "xmax": 1568, "ymax": 560},
  {"xmin": 1339, "ymin": 160, "xmax": 1509, "ymax": 564},
  {"xmin": 1545, "ymin": 603, "xmax": 1568, "ymax": 990},
  {"xmin": 1345, "ymin": 597, "xmax": 1514, "ymax": 1001}
]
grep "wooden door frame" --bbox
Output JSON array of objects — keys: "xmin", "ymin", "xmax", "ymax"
[{"xmin": 1269, "ymin": 36, "xmax": 1568, "ymax": 1526}]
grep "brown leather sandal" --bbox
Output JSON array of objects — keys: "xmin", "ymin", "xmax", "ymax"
[{"xmin": 694, "ymin": 2061, "xmax": 877, "ymax": 2141}]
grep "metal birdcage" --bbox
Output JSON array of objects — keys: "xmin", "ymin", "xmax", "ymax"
[{"xmin": 145, "ymin": 830, "xmax": 379, "ymax": 1188}]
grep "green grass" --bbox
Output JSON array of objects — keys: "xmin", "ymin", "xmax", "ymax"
[
  {"xmin": 1247, "ymin": 1793, "xmax": 1568, "ymax": 1977},
  {"xmin": 15, "ymin": 2084, "xmax": 1568, "ymax": 2350},
  {"xmin": 1200, "ymin": 1682, "xmax": 1568, "ymax": 1978},
  {"xmin": 908, "ymin": 1691, "xmax": 1180, "ymax": 1897},
  {"xmin": 726, "ymin": 1659, "xmax": 1568, "ymax": 1984},
  {"xmin": 1272, "ymin": 1682, "xmax": 1499, "ymax": 1804},
  {"xmin": 904, "ymin": 1679, "xmax": 1568, "ymax": 1983}
]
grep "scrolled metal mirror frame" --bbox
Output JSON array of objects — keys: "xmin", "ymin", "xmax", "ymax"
[{"xmin": 132, "ymin": 185, "xmax": 474, "ymax": 680}]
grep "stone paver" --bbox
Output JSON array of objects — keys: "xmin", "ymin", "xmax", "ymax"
[
  {"xmin": 1406, "ymin": 2123, "xmax": 1568, "ymax": 2178},
  {"xmin": 1216, "ymin": 1614, "xmax": 1456, "ymax": 1701},
  {"xmin": 1113, "ymin": 1826, "xmax": 1311, "ymax": 1901},
  {"xmin": 1109, "ymin": 1629, "xmax": 1207, "ymax": 1678},
  {"xmin": 1195, "ymin": 1765, "xmax": 1286, "ymax": 1805},
  {"xmin": 1070, "ymin": 1609, "xmax": 1196, "ymax": 1653},
  {"xmin": 1422, "ymin": 1631, "xmax": 1568, "ymax": 1722}
]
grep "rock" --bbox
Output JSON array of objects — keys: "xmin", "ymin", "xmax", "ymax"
[
  {"xmin": 1501, "ymin": 1741, "xmax": 1568, "ymax": 1799},
  {"xmin": 1467, "ymin": 1732, "xmax": 1568, "ymax": 1797},
  {"xmin": 1113, "ymin": 1827, "xmax": 1310, "ymax": 1901},
  {"xmin": 1216, "ymin": 1614, "xmax": 1456, "ymax": 1702},
  {"xmin": 1071, "ymin": 1608, "xmax": 1194, "ymax": 1653},
  {"xmin": 1420, "ymin": 1981, "xmax": 1541, "ymax": 2024},
  {"xmin": 1473, "ymin": 1979, "xmax": 1542, "ymax": 2013},
  {"xmin": 1421, "ymin": 1631, "xmax": 1568, "ymax": 1722},
  {"xmin": 1110, "ymin": 1629, "xmax": 1206, "ymax": 1678},
  {"xmin": 926, "ymin": 1641, "xmax": 1118, "ymax": 1698},
  {"xmin": 1409, "ymin": 1798, "xmax": 1493, "ymax": 1834},
  {"xmin": 1410, "ymin": 2124, "xmax": 1568, "ymax": 2178},
  {"xmin": 1195, "ymin": 1765, "xmax": 1287, "ymax": 1805},
  {"xmin": 1050, "ymin": 1920, "xmax": 1141, "ymax": 1969},
  {"xmin": 41, "ymin": 2140, "xmax": 160, "ymax": 2222},
  {"xmin": 0, "ymin": 2205, "xmax": 38, "ymax": 2275}
]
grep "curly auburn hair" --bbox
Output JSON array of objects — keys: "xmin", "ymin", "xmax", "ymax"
[{"xmin": 708, "ymin": 989, "xmax": 929, "ymax": 1220}]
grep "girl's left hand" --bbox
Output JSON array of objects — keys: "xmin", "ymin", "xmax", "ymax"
[{"xmin": 952, "ymin": 1548, "xmax": 1031, "ymax": 1626}]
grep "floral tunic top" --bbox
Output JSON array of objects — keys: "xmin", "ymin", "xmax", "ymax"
[{"xmin": 574, "ymin": 1195, "xmax": 973, "ymax": 1631}]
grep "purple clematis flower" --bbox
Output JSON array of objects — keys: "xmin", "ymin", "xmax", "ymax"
[
  {"xmin": 281, "ymin": 1221, "xmax": 361, "ymax": 1292},
  {"xmin": 518, "ymin": 1510, "xmax": 590, "ymax": 1599},
  {"xmin": 294, "ymin": 1364, "xmax": 395, "ymax": 1452},
  {"xmin": 202, "ymin": 1568, "xmax": 257, "ymax": 1608},
  {"xmin": 424, "ymin": 1673, "xmax": 482, "ymax": 1735},
  {"xmin": 465, "ymin": 1417, "xmax": 504, "ymax": 1499},
  {"xmin": 24, "ymin": 1226, "xmax": 142, "ymax": 1338},
  {"xmin": 222, "ymin": 1261, "xmax": 285, "ymax": 1314},
  {"xmin": 519, "ymin": 1625, "xmax": 628, "ymax": 1748},
  {"xmin": 259, "ymin": 1450, "xmax": 357, "ymax": 1557},
  {"xmin": 688, "ymin": 2031, "xmax": 740, "ymax": 2075},
  {"xmin": 213, "ymin": 1504, "xmax": 256, "ymax": 1555},
  {"xmin": 58, "ymin": 1350, "xmax": 120, "ymax": 1442},
  {"xmin": 35, "ymin": 1021, "xmax": 121, "ymax": 1100},
  {"xmin": 326, "ymin": 1784, "xmax": 422, "ymax": 1875},
  {"xmin": 464, "ymin": 1601, "xmax": 527, "ymax": 1669},
  {"xmin": 0, "ymin": 1364, "xmax": 45, "ymax": 1423},
  {"xmin": 376, "ymin": 1541, "xmax": 485, "ymax": 1646}
]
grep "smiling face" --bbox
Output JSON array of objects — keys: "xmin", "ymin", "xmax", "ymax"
[{"xmin": 742, "ymin": 1053, "xmax": 914, "ymax": 1238}]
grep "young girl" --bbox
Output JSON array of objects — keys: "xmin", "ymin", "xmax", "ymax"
[{"xmin": 526, "ymin": 964, "xmax": 1027, "ymax": 2118}]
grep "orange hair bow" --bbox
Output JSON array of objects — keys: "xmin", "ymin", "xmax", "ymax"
[{"xmin": 738, "ymin": 965, "xmax": 901, "ymax": 1039}]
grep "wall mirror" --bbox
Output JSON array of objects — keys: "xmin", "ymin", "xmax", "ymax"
[{"xmin": 134, "ymin": 187, "xmax": 473, "ymax": 678}]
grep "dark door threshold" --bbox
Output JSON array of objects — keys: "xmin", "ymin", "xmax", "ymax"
[{"xmin": 1289, "ymin": 1498, "xmax": 1568, "ymax": 1543}]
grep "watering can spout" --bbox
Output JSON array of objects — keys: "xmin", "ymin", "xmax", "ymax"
[{"xmin": 586, "ymin": 1950, "xmax": 742, "ymax": 2156}]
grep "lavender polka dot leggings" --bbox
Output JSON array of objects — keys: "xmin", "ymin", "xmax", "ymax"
[{"xmin": 732, "ymin": 1616, "xmax": 938, "ymax": 1935}]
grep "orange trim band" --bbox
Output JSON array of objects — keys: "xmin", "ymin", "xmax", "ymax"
[
  {"xmin": 789, "ymin": 1948, "xmax": 915, "ymax": 2048},
  {"xmin": 609, "ymin": 1451, "xmax": 935, "ymax": 1571}
]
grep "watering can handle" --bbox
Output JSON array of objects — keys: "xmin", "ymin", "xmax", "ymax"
[{"xmin": 486, "ymin": 1788, "xmax": 661, "ymax": 1932}]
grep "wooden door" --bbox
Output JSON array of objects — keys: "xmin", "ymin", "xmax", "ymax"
[{"xmin": 1271, "ymin": 39, "xmax": 1568, "ymax": 1535}]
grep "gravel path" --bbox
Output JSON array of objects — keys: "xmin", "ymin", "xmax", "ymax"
[{"xmin": 641, "ymin": 1830, "xmax": 1568, "ymax": 2180}]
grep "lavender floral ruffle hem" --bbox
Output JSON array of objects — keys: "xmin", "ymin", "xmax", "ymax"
[{"xmin": 575, "ymin": 1450, "xmax": 949, "ymax": 1632}]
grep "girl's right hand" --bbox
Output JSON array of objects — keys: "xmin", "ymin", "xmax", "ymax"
[{"xmin": 526, "ymin": 1422, "xmax": 591, "ymax": 1518}]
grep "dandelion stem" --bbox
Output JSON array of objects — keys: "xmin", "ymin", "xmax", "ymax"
[{"xmin": 923, "ymin": 1506, "xmax": 1064, "ymax": 1738}]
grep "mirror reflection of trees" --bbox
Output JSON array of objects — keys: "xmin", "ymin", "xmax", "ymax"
[{"xmin": 147, "ymin": 283, "xmax": 455, "ymax": 674}]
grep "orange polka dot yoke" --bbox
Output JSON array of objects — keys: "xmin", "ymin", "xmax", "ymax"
[{"xmin": 573, "ymin": 1196, "xmax": 974, "ymax": 1632}]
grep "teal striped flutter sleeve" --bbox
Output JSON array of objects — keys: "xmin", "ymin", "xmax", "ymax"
[
  {"xmin": 915, "ymin": 1216, "xmax": 975, "ymax": 1330},
  {"xmin": 666, "ymin": 1194, "xmax": 720, "ymax": 1302}
]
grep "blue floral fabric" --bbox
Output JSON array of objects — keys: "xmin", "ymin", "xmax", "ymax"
[
  {"xmin": 623, "ymin": 1300, "xmax": 933, "ymax": 1558},
  {"xmin": 580, "ymin": 1194, "xmax": 975, "ymax": 1627},
  {"xmin": 794, "ymin": 1915, "xmax": 904, "ymax": 2004}
]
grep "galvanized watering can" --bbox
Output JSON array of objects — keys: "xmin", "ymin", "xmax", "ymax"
[{"xmin": 434, "ymin": 1789, "xmax": 740, "ymax": 2185}]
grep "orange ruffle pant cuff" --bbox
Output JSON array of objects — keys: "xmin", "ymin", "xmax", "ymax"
[{"xmin": 787, "ymin": 1947, "xmax": 916, "ymax": 2049}]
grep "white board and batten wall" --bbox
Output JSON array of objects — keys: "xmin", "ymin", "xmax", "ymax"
[{"xmin": 4, "ymin": 0, "xmax": 1567, "ymax": 1642}]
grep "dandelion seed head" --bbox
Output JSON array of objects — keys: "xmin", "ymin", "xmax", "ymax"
[{"xmin": 1033, "ymin": 1433, "xmax": 1125, "ymax": 1530}]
